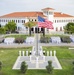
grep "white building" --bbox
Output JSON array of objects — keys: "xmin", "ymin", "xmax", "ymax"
[{"xmin": 0, "ymin": 7, "xmax": 74, "ymax": 34}]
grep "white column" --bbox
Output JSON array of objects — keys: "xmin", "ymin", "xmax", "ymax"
[
  {"xmin": 54, "ymin": 50, "xmax": 56, "ymax": 56},
  {"xmin": 26, "ymin": 51, "xmax": 28, "ymax": 56},
  {"xmin": 22, "ymin": 51, "xmax": 24, "ymax": 56},
  {"xmin": 34, "ymin": 27, "xmax": 35, "ymax": 34},
  {"xmin": 19, "ymin": 51, "xmax": 21, "ymax": 56},
  {"xmin": 50, "ymin": 51, "xmax": 52, "ymax": 56},
  {"xmin": 47, "ymin": 51, "xmax": 49, "ymax": 56}
]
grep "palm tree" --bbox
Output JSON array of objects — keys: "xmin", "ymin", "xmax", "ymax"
[{"xmin": 25, "ymin": 21, "xmax": 37, "ymax": 36}]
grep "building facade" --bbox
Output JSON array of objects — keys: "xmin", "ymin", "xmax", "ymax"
[{"xmin": 0, "ymin": 7, "xmax": 74, "ymax": 34}]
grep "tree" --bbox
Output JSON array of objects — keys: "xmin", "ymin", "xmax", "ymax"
[
  {"xmin": 0, "ymin": 24, "xmax": 1, "ymax": 27},
  {"xmin": 0, "ymin": 27, "xmax": 6, "ymax": 34},
  {"xmin": 25, "ymin": 21, "xmax": 36, "ymax": 36},
  {"xmin": 5, "ymin": 20, "xmax": 16, "ymax": 33},
  {"xmin": 64, "ymin": 22, "xmax": 74, "ymax": 34},
  {"xmin": 46, "ymin": 61, "xmax": 53, "ymax": 74},
  {"xmin": 0, "ymin": 61, "xmax": 2, "ymax": 71},
  {"xmin": 20, "ymin": 61, "xmax": 28, "ymax": 74},
  {"xmin": 72, "ymin": 61, "xmax": 74, "ymax": 74}
]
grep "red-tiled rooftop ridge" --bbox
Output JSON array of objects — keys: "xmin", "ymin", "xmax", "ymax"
[{"xmin": 0, "ymin": 12, "xmax": 46, "ymax": 18}]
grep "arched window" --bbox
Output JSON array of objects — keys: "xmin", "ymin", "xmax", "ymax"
[
  {"xmin": 22, "ymin": 20, "xmax": 23, "ymax": 23},
  {"xmin": 32, "ymin": 19, "xmax": 33, "ymax": 21},
  {"xmin": 24, "ymin": 20, "xmax": 25, "ymax": 23},
  {"xmin": 18, "ymin": 20, "xmax": 20, "ymax": 23},
  {"xmin": 35, "ymin": 19, "xmax": 36, "ymax": 21},
  {"xmin": 16, "ymin": 20, "xmax": 17, "ymax": 23}
]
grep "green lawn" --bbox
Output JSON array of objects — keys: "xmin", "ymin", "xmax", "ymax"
[
  {"xmin": 0, "ymin": 46, "xmax": 74, "ymax": 75},
  {"xmin": 4, "ymin": 34, "xmax": 31, "ymax": 39}
]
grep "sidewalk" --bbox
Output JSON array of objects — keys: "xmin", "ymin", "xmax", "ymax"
[{"xmin": 0, "ymin": 43, "xmax": 74, "ymax": 48}]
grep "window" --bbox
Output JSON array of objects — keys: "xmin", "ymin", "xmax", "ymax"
[
  {"xmin": 2, "ymin": 20, "xmax": 3, "ymax": 22},
  {"xmin": 62, "ymin": 20, "xmax": 63, "ymax": 22},
  {"xmin": 60, "ymin": 27, "xmax": 62, "ymax": 31},
  {"xmin": 47, "ymin": 11, "xmax": 48, "ymax": 15},
  {"xmin": 57, "ymin": 20, "xmax": 58, "ymax": 23},
  {"xmin": 22, "ymin": 20, "xmax": 23, "ymax": 23},
  {"xmin": 32, "ymin": 19, "xmax": 33, "ymax": 21},
  {"xmin": 29, "ymin": 19, "xmax": 30, "ymax": 21},
  {"xmin": 49, "ymin": 12, "xmax": 53, "ymax": 15},
  {"xmin": 4, "ymin": 20, "xmax": 5, "ymax": 22},
  {"xmin": 56, "ymin": 27, "xmax": 58, "ymax": 31},
  {"xmin": 55, "ymin": 20, "xmax": 56, "ymax": 23},
  {"xmin": 35, "ymin": 19, "xmax": 36, "ymax": 21},
  {"xmin": 16, "ymin": 20, "xmax": 17, "ymax": 23},
  {"xmin": 13, "ymin": 20, "xmax": 15, "ymax": 22},
  {"xmin": 6, "ymin": 20, "xmax": 7, "ymax": 22},
  {"xmin": 24, "ymin": 20, "xmax": 25, "ymax": 23},
  {"xmin": 18, "ymin": 20, "xmax": 20, "ymax": 23}
]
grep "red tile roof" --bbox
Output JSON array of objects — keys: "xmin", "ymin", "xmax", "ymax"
[
  {"xmin": 54, "ymin": 12, "xmax": 74, "ymax": 17},
  {"xmin": 0, "ymin": 11, "xmax": 74, "ymax": 18},
  {"xmin": 0, "ymin": 12, "xmax": 46, "ymax": 18}
]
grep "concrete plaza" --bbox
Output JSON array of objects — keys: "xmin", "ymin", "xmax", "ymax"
[{"xmin": 13, "ymin": 56, "xmax": 62, "ymax": 69}]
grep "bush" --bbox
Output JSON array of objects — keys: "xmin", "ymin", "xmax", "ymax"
[
  {"xmin": 0, "ymin": 28, "xmax": 6, "ymax": 34},
  {"xmin": 72, "ymin": 61, "xmax": 74, "ymax": 65},
  {"xmin": 61, "ymin": 36, "xmax": 71, "ymax": 43},
  {"xmin": 0, "ymin": 61, "xmax": 2, "ymax": 71},
  {"xmin": 72, "ymin": 61, "xmax": 74, "ymax": 74},
  {"xmin": 40, "ymin": 37, "xmax": 49, "ymax": 43},
  {"xmin": 15, "ymin": 38, "xmax": 24, "ymax": 43},
  {"xmin": 46, "ymin": 61, "xmax": 53, "ymax": 74},
  {"xmin": 20, "ymin": 61, "xmax": 28, "ymax": 74}
]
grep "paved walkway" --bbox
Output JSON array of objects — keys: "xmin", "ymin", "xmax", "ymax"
[{"xmin": 0, "ymin": 43, "xmax": 74, "ymax": 48}]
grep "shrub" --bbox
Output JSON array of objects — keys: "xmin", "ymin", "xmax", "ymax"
[
  {"xmin": 61, "ymin": 36, "xmax": 71, "ymax": 43},
  {"xmin": 0, "ymin": 27, "xmax": 6, "ymax": 34},
  {"xmin": 0, "ymin": 61, "xmax": 2, "ymax": 71},
  {"xmin": 20, "ymin": 61, "xmax": 28, "ymax": 74},
  {"xmin": 72, "ymin": 61, "xmax": 74, "ymax": 65},
  {"xmin": 15, "ymin": 38, "xmax": 24, "ymax": 43},
  {"xmin": 72, "ymin": 61, "xmax": 74, "ymax": 74},
  {"xmin": 40, "ymin": 37, "xmax": 49, "ymax": 43},
  {"xmin": 46, "ymin": 61, "xmax": 53, "ymax": 74}
]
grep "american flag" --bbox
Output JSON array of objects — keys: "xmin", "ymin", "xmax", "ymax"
[{"xmin": 38, "ymin": 16, "xmax": 53, "ymax": 29}]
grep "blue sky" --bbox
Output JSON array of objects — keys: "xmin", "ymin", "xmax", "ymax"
[{"xmin": 0, "ymin": 0, "xmax": 74, "ymax": 16}]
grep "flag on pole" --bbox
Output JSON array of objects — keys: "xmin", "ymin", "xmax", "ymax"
[{"xmin": 38, "ymin": 16, "xmax": 53, "ymax": 29}]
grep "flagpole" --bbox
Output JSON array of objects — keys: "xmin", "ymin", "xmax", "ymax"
[{"xmin": 35, "ymin": 14, "xmax": 39, "ymax": 56}]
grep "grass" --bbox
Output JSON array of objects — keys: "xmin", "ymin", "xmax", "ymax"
[
  {"xmin": 0, "ymin": 46, "xmax": 74, "ymax": 75},
  {"xmin": 4, "ymin": 34, "xmax": 34, "ymax": 39}
]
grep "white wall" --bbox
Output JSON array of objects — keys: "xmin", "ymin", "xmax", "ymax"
[{"xmin": 0, "ymin": 17, "xmax": 28, "ymax": 31}]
